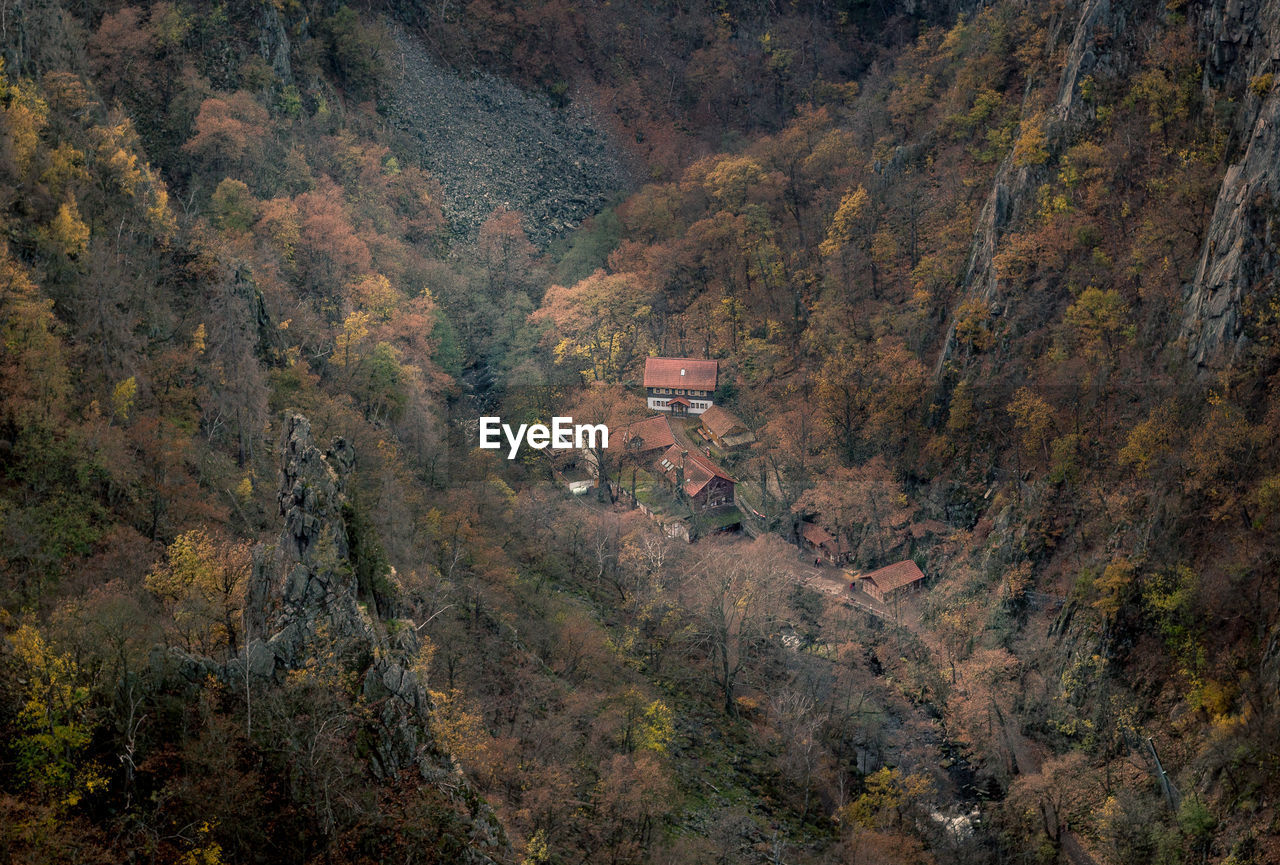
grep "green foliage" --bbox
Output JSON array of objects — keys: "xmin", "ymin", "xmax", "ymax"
[
  {"xmin": 319, "ymin": 7, "xmax": 389, "ymax": 101},
  {"xmin": 7, "ymin": 623, "xmax": 107, "ymax": 807},
  {"xmin": 550, "ymin": 208, "xmax": 623, "ymax": 287},
  {"xmin": 211, "ymin": 177, "xmax": 257, "ymax": 232}
]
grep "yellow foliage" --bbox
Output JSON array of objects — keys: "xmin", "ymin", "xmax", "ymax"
[
  {"xmin": 0, "ymin": 64, "xmax": 50, "ymax": 176},
  {"xmin": 818, "ymin": 185, "xmax": 868, "ymax": 258},
  {"xmin": 1093, "ymin": 558, "xmax": 1135, "ymax": 618},
  {"xmin": 636, "ymin": 699, "xmax": 675, "ymax": 754},
  {"xmin": 835, "ymin": 767, "xmax": 933, "ymax": 830},
  {"xmin": 111, "ymin": 376, "xmax": 138, "ymax": 421},
  {"xmin": 953, "ymin": 298, "xmax": 993, "ymax": 351},
  {"xmin": 335, "ymin": 310, "xmax": 371, "ymax": 368},
  {"xmin": 7, "ymin": 622, "xmax": 107, "ymax": 806},
  {"xmin": 181, "ymin": 822, "xmax": 225, "ymax": 865},
  {"xmin": 351, "ymin": 272, "xmax": 399, "ymax": 319},
  {"xmin": 702, "ymin": 154, "xmax": 765, "ymax": 211},
  {"xmin": 429, "ymin": 687, "xmax": 492, "ymax": 779},
  {"xmin": 146, "ymin": 529, "xmax": 251, "ymax": 655},
  {"xmin": 521, "ymin": 829, "xmax": 551, "ymax": 865},
  {"xmin": 40, "ymin": 143, "xmax": 89, "ymax": 196},
  {"xmin": 46, "ymin": 199, "xmax": 90, "ymax": 258},
  {"xmin": 1007, "ymin": 387, "xmax": 1054, "ymax": 461},
  {"xmin": 1012, "ymin": 111, "xmax": 1050, "ymax": 167}
]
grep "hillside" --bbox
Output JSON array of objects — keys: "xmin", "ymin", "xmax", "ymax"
[{"xmin": 0, "ymin": 1, "xmax": 1278, "ymax": 864}]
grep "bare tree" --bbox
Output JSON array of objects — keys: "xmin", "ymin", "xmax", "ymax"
[{"xmin": 679, "ymin": 536, "xmax": 791, "ymax": 715}]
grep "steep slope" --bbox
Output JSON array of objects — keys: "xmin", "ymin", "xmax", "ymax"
[
  {"xmin": 385, "ymin": 26, "xmax": 627, "ymax": 246},
  {"xmin": 213, "ymin": 413, "xmax": 513, "ymax": 862},
  {"xmin": 1181, "ymin": 0, "xmax": 1280, "ymax": 368}
]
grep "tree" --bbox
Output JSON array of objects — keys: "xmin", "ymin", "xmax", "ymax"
[
  {"xmin": 796, "ymin": 457, "xmax": 909, "ymax": 563},
  {"xmin": 1008, "ymin": 387, "xmax": 1055, "ymax": 466},
  {"xmin": 533, "ymin": 270, "xmax": 653, "ymax": 383},
  {"xmin": 474, "ymin": 207, "xmax": 540, "ymax": 301},
  {"xmin": 565, "ymin": 385, "xmax": 644, "ymax": 502},
  {"xmin": 678, "ymin": 536, "xmax": 790, "ymax": 715},
  {"xmin": 1065, "ymin": 286, "xmax": 1134, "ymax": 356},
  {"xmin": 145, "ymin": 527, "xmax": 251, "ymax": 657},
  {"xmin": 6, "ymin": 622, "xmax": 108, "ymax": 808},
  {"xmin": 183, "ymin": 91, "xmax": 269, "ymax": 180}
]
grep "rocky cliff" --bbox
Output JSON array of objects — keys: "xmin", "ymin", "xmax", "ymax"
[
  {"xmin": 935, "ymin": 0, "xmax": 1280, "ymax": 375},
  {"xmin": 1180, "ymin": 0, "xmax": 1280, "ymax": 369},
  {"xmin": 237, "ymin": 413, "xmax": 512, "ymax": 863}
]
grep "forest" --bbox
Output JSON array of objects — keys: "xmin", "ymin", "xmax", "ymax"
[{"xmin": 1, "ymin": 0, "xmax": 1278, "ymax": 863}]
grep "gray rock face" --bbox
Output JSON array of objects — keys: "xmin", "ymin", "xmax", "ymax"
[
  {"xmin": 932, "ymin": 138, "xmax": 1036, "ymax": 377},
  {"xmin": 243, "ymin": 413, "xmax": 367, "ymax": 673},
  {"xmin": 1180, "ymin": 0, "xmax": 1280, "ymax": 369},
  {"xmin": 935, "ymin": 0, "xmax": 1280, "ymax": 376},
  {"xmin": 237, "ymin": 412, "xmax": 513, "ymax": 863},
  {"xmin": 385, "ymin": 26, "xmax": 628, "ymax": 247}
]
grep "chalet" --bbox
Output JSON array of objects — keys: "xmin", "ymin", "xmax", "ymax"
[
  {"xmin": 851, "ymin": 560, "xmax": 926, "ymax": 603},
  {"xmin": 654, "ymin": 445, "xmax": 735, "ymax": 510},
  {"xmin": 799, "ymin": 522, "xmax": 849, "ymax": 565},
  {"xmin": 644, "ymin": 357, "xmax": 718, "ymax": 415},
  {"xmin": 698, "ymin": 404, "xmax": 756, "ymax": 449}
]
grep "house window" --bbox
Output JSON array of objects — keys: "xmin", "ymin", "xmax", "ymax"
[{"xmin": 676, "ymin": 389, "xmax": 685, "ymax": 395}]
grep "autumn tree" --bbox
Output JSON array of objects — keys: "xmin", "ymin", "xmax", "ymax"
[
  {"xmin": 145, "ymin": 527, "xmax": 252, "ymax": 657},
  {"xmin": 533, "ymin": 270, "xmax": 653, "ymax": 383},
  {"xmin": 678, "ymin": 536, "xmax": 790, "ymax": 715}
]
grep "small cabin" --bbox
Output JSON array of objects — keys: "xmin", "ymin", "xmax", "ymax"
[
  {"xmin": 644, "ymin": 357, "xmax": 718, "ymax": 415},
  {"xmin": 851, "ymin": 560, "xmax": 926, "ymax": 603},
  {"xmin": 800, "ymin": 522, "xmax": 849, "ymax": 565},
  {"xmin": 698, "ymin": 405, "xmax": 756, "ymax": 449}
]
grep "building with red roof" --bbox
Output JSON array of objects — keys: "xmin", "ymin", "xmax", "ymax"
[
  {"xmin": 653, "ymin": 445, "xmax": 735, "ymax": 509},
  {"xmin": 799, "ymin": 522, "xmax": 850, "ymax": 565},
  {"xmin": 851, "ymin": 560, "xmax": 926, "ymax": 602},
  {"xmin": 644, "ymin": 357, "xmax": 718, "ymax": 415},
  {"xmin": 619, "ymin": 415, "xmax": 676, "ymax": 457}
]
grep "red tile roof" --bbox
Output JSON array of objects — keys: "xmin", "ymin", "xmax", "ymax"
[
  {"xmin": 620, "ymin": 415, "xmax": 675, "ymax": 453},
  {"xmin": 699, "ymin": 404, "xmax": 749, "ymax": 438},
  {"xmin": 655, "ymin": 444, "xmax": 733, "ymax": 498},
  {"xmin": 667, "ymin": 396, "xmax": 691, "ymax": 406},
  {"xmin": 857, "ymin": 560, "xmax": 925, "ymax": 595},
  {"xmin": 644, "ymin": 357, "xmax": 718, "ymax": 391},
  {"xmin": 801, "ymin": 523, "xmax": 834, "ymax": 547}
]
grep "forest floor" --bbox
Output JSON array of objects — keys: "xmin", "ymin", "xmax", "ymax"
[{"xmin": 385, "ymin": 26, "xmax": 629, "ymax": 246}]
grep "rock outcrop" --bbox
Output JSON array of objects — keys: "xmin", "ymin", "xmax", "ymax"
[
  {"xmin": 236, "ymin": 412, "xmax": 513, "ymax": 863},
  {"xmin": 1179, "ymin": 0, "xmax": 1280, "ymax": 369}
]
